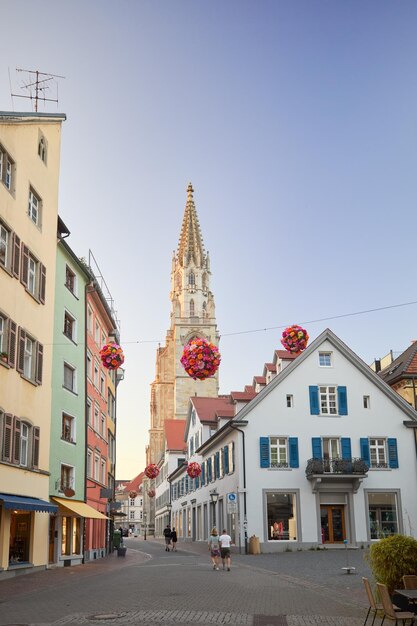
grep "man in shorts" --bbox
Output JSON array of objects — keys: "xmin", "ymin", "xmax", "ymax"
[
  {"xmin": 219, "ymin": 528, "xmax": 232, "ymax": 571},
  {"xmin": 163, "ymin": 524, "xmax": 172, "ymax": 551}
]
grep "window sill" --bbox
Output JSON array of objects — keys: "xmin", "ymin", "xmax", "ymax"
[
  {"xmin": 268, "ymin": 467, "xmax": 292, "ymax": 471},
  {"xmin": 24, "ymin": 288, "xmax": 42, "ymax": 305},
  {"xmin": 0, "ymin": 263, "xmax": 13, "ymax": 278},
  {"xmin": 20, "ymin": 374, "xmax": 39, "ymax": 387},
  {"xmin": 8, "ymin": 562, "xmax": 33, "ymax": 570},
  {"xmin": 369, "ymin": 467, "xmax": 392, "ymax": 471},
  {"xmin": 0, "ymin": 360, "xmax": 10, "ymax": 369},
  {"xmin": 61, "ymin": 438, "xmax": 76, "ymax": 445},
  {"xmin": 65, "ymin": 285, "xmax": 79, "ymax": 300}
]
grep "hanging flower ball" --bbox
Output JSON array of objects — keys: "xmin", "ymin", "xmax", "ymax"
[
  {"xmin": 144, "ymin": 463, "xmax": 160, "ymax": 479},
  {"xmin": 129, "ymin": 491, "xmax": 137, "ymax": 499},
  {"xmin": 147, "ymin": 489, "xmax": 156, "ymax": 498},
  {"xmin": 187, "ymin": 462, "xmax": 202, "ymax": 479},
  {"xmin": 180, "ymin": 338, "xmax": 221, "ymax": 381},
  {"xmin": 99, "ymin": 342, "xmax": 125, "ymax": 370},
  {"xmin": 281, "ymin": 325, "xmax": 309, "ymax": 354}
]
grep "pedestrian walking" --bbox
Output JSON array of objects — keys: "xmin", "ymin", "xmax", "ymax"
[
  {"xmin": 170, "ymin": 527, "xmax": 178, "ymax": 551},
  {"xmin": 219, "ymin": 528, "xmax": 232, "ymax": 571},
  {"xmin": 208, "ymin": 527, "xmax": 220, "ymax": 570},
  {"xmin": 163, "ymin": 524, "xmax": 172, "ymax": 551}
]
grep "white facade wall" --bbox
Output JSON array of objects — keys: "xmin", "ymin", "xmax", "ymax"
[{"xmin": 239, "ymin": 335, "xmax": 417, "ymax": 552}]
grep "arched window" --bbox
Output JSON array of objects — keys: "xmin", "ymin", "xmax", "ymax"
[
  {"xmin": 202, "ymin": 301, "xmax": 207, "ymax": 318},
  {"xmin": 188, "ymin": 272, "xmax": 195, "ymax": 287},
  {"xmin": 189, "ymin": 299, "xmax": 195, "ymax": 316}
]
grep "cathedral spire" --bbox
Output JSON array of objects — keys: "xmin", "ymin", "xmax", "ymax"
[{"xmin": 177, "ymin": 183, "xmax": 205, "ymax": 267}]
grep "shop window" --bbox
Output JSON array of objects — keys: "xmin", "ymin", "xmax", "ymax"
[
  {"xmin": 368, "ymin": 492, "xmax": 399, "ymax": 539},
  {"xmin": 9, "ymin": 512, "xmax": 31, "ymax": 564},
  {"xmin": 267, "ymin": 492, "xmax": 298, "ymax": 541}
]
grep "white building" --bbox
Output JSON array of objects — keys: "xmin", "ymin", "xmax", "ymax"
[{"xmin": 170, "ymin": 329, "xmax": 417, "ymax": 552}]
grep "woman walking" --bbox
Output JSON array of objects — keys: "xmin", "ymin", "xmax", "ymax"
[
  {"xmin": 208, "ymin": 527, "xmax": 221, "ymax": 570},
  {"xmin": 171, "ymin": 527, "xmax": 178, "ymax": 551}
]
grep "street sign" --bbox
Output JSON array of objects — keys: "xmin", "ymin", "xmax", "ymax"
[{"xmin": 226, "ymin": 492, "xmax": 237, "ymax": 513}]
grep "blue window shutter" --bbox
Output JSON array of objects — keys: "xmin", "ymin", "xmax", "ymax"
[
  {"xmin": 341, "ymin": 438, "xmax": 352, "ymax": 460},
  {"xmin": 208, "ymin": 458, "xmax": 212, "ymax": 482},
  {"xmin": 260, "ymin": 437, "xmax": 270, "ymax": 468},
  {"xmin": 288, "ymin": 437, "xmax": 299, "ymax": 468},
  {"xmin": 201, "ymin": 462, "xmax": 206, "ymax": 486},
  {"xmin": 360, "ymin": 438, "xmax": 370, "ymax": 465},
  {"xmin": 224, "ymin": 446, "xmax": 229, "ymax": 474},
  {"xmin": 312, "ymin": 437, "xmax": 322, "ymax": 459},
  {"xmin": 309, "ymin": 386, "xmax": 320, "ymax": 415},
  {"xmin": 388, "ymin": 438, "xmax": 399, "ymax": 468},
  {"xmin": 338, "ymin": 386, "xmax": 348, "ymax": 415},
  {"xmin": 215, "ymin": 451, "xmax": 220, "ymax": 478}
]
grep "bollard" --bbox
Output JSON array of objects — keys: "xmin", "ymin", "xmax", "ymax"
[{"xmin": 341, "ymin": 539, "xmax": 355, "ymax": 574}]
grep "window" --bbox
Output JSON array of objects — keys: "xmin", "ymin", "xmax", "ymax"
[
  {"xmin": 188, "ymin": 272, "xmax": 195, "ymax": 286},
  {"xmin": 17, "ymin": 328, "xmax": 43, "ymax": 383},
  {"xmin": 94, "ymin": 455, "xmax": 99, "ymax": 480},
  {"xmin": 189, "ymin": 299, "xmax": 195, "ymax": 316},
  {"xmin": 87, "ymin": 398, "xmax": 92, "ymax": 425},
  {"xmin": 95, "ymin": 321, "xmax": 100, "ymax": 344},
  {"xmin": 364, "ymin": 395, "xmax": 370, "ymax": 409},
  {"xmin": 130, "ymin": 498, "xmax": 135, "ymax": 506},
  {"xmin": 63, "ymin": 310, "xmax": 76, "ymax": 342},
  {"xmin": 65, "ymin": 265, "xmax": 76, "ymax": 294},
  {"xmin": 60, "ymin": 464, "xmax": 74, "ymax": 491},
  {"xmin": 63, "ymin": 362, "xmax": 76, "ymax": 393},
  {"xmin": 94, "ymin": 361, "xmax": 99, "ymax": 387},
  {"xmin": 101, "ymin": 413, "xmax": 106, "ymax": 438},
  {"xmin": 61, "ymin": 516, "xmax": 81, "ymax": 556},
  {"xmin": 87, "ymin": 449, "xmax": 92, "ymax": 477},
  {"xmin": 270, "ymin": 437, "xmax": 288, "ymax": 468},
  {"xmin": 86, "ymin": 351, "xmax": 92, "ymax": 380},
  {"xmin": 286, "ymin": 394, "xmax": 293, "ymax": 408},
  {"xmin": 319, "ymin": 352, "xmax": 332, "ymax": 367},
  {"xmin": 130, "ymin": 511, "xmax": 135, "ymax": 520},
  {"xmin": 20, "ymin": 245, "xmax": 46, "ymax": 303},
  {"xmin": 108, "ymin": 391, "xmax": 115, "ymax": 421},
  {"xmin": 87, "ymin": 307, "xmax": 93, "ymax": 334},
  {"xmin": 62, "ymin": 413, "xmax": 74, "ymax": 443},
  {"xmin": 0, "ymin": 222, "xmax": 10, "ymax": 269},
  {"xmin": 322, "ymin": 437, "xmax": 340, "ymax": 471},
  {"xmin": 23, "ymin": 336, "xmax": 33, "ymax": 379},
  {"xmin": 368, "ymin": 492, "xmax": 399, "ymax": 539},
  {"xmin": 20, "ymin": 422, "xmax": 29, "ymax": 467},
  {"xmin": 100, "ymin": 371, "xmax": 105, "ymax": 396},
  {"xmin": 319, "ymin": 386, "xmax": 337, "ymax": 415},
  {"xmin": 267, "ymin": 492, "xmax": 298, "ymax": 541},
  {"xmin": 369, "ymin": 438, "xmax": 388, "ymax": 469},
  {"xmin": 0, "ymin": 144, "xmax": 14, "ymax": 192},
  {"xmin": 38, "ymin": 136, "xmax": 47, "ymax": 163},
  {"xmin": 94, "ymin": 405, "xmax": 99, "ymax": 432},
  {"xmin": 101, "ymin": 459, "xmax": 106, "ymax": 484},
  {"xmin": 1, "ymin": 414, "xmax": 39, "ymax": 468},
  {"xmin": 28, "ymin": 187, "xmax": 42, "ymax": 227}
]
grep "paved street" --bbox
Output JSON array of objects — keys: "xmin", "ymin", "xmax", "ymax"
[{"xmin": 0, "ymin": 539, "xmax": 371, "ymax": 626}]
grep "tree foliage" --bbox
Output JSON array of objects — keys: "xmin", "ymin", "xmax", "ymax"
[{"xmin": 367, "ymin": 534, "xmax": 417, "ymax": 594}]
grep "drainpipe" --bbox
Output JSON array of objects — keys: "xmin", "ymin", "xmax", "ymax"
[
  {"xmin": 229, "ymin": 423, "xmax": 247, "ymax": 554},
  {"xmin": 83, "ymin": 281, "xmax": 89, "ymax": 564}
]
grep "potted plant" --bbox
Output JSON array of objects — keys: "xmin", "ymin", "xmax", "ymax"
[{"xmin": 0, "ymin": 352, "xmax": 8, "ymax": 363}]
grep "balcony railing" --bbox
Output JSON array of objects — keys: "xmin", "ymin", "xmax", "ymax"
[{"xmin": 306, "ymin": 457, "xmax": 369, "ymax": 477}]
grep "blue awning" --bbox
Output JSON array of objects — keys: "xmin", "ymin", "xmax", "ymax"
[{"xmin": 0, "ymin": 493, "xmax": 58, "ymax": 513}]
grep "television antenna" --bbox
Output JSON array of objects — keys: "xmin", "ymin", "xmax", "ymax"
[{"xmin": 11, "ymin": 68, "xmax": 65, "ymax": 112}]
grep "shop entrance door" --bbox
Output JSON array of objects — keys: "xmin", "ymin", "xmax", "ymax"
[
  {"xmin": 49, "ymin": 515, "xmax": 56, "ymax": 563},
  {"xmin": 320, "ymin": 505, "xmax": 345, "ymax": 543}
]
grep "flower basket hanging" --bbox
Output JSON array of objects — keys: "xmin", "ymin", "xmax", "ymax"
[
  {"xmin": 180, "ymin": 338, "xmax": 221, "ymax": 380},
  {"xmin": 64, "ymin": 487, "xmax": 75, "ymax": 498},
  {"xmin": 187, "ymin": 462, "xmax": 202, "ymax": 479},
  {"xmin": 99, "ymin": 343, "xmax": 125, "ymax": 370},
  {"xmin": 281, "ymin": 325, "xmax": 309, "ymax": 354},
  {"xmin": 144, "ymin": 463, "xmax": 160, "ymax": 479},
  {"xmin": 147, "ymin": 489, "xmax": 156, "ymax": 498},
  {"xmin": 129, "ymin": 491, "xmax": 137, "ymax": 499}
]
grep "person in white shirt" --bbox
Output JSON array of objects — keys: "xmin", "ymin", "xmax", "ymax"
[{"xmin": 219, "ymin": 529, "xmax": 232, "ymax": 571}]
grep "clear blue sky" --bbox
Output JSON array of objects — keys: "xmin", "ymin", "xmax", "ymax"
[{"xmin": 2, "ymin": 1, "xmax": 417, "ymax": 478}]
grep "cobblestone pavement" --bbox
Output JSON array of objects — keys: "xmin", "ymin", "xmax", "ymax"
[{"xmin": 0, "ymin": 538, "xmax": 371, "ymax": 626}]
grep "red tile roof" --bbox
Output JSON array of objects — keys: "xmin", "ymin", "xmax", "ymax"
[
  {"xmin": 275, "ymin": 350, "xmax": 298, "ymax": 360},
  {"xmin": 265, "ymin": 363, "xmax": 277, "ymax": 372},
  {"xmin": 253, "ymin": 376, "xmax": 266, "ymax": 384},
  {"xmin": 124, "ymin": 471, "xmax": 145, "ymax": 493},
  {"xmin": 230, "ymin": 390, "xmax": 258, "ymax": 401},
  {"xmin": 245, "ymin": 385, "xmax": 254, "ymax": 393},
  {"xmin": 191, "ymin": 396, "xmax": 234, "ymax": 423},
  {"xmin": 165, "ymin": 419, "xmax": 187, "ymax": 452}
]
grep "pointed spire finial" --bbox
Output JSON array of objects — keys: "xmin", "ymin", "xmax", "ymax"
[
  {"xmin": 187, "ymin": 182, "xmax": 194, "ymax": 196},
  {"xmin": 177, "ymin": 183, "xmax": 205, "ymax": 267}
]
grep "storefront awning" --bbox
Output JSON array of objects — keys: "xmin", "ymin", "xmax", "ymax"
[
  {"xmin": 0, "ymin": 493, "xmax": 58, "ymax": 513},
  {"xmin": 52, "ymin": 497, "xmax": 109, "ymax": 519}
]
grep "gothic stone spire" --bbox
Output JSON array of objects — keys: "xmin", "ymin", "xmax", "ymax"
[{"xmin": 177, "ymin": 183, "xmax": 205, "ymax": 268}]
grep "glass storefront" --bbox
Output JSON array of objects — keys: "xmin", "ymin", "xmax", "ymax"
[
  {"xmin": 368, "ymin": 492, "xmax": 398, "ymax": 539},
  {"xmin": 61, "ymin": 516, "xmax": 82, "ymax": 556},
  {"xmin": 267, "ymin": 492, "xmax": 297, "ymax": 541},
  {"xmin": 9, "ymin": 512, "xmax": 31, "ymax": 564}
]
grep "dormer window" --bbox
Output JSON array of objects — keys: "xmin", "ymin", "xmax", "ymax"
[{"xmin": 319, "ymin": 352, "xmax": 332, "ymax": 367}]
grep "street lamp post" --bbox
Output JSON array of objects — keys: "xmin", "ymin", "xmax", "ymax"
[
  {"xmin": 166, "ymin": 502, "xmax": 172, "ymax": 527},
  {"xmin": 210, "ymin": 490, "xmax": 219, "ymax": 528},
  {"xmin": 143, "ymin": 512, "xmax": 147, "ymax": 541}
]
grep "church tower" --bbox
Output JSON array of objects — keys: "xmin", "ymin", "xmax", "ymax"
[{"xmin": 146, "ymin": 184, "xmax": 220, "ymax": 464}]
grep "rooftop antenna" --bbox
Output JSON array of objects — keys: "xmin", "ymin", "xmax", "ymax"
[{"xmin": 11, "ymin": 68, "xmax": 65, "ymax": 112}]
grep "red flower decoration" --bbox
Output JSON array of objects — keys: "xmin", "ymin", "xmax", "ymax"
[
  {"xmin": 180, "ymin": 338, "xmax": 221, "ymax": 380},
  {"xmin": 144, "ymin": 463, "xmax": 160, "ymax": 479},
  {"xmin": 147, "ymin": 489, "xmax": 156, "ymax": 498},
  {"xmin": 129, "ymin": 491, "xmax": 137, "ymax": 499},
  {"xmin": 281, "ymin": 325, "xmax": 309, "ymax": 354},
  {"xmin": 187, "ymin": 462, "xmax": 202, "ymax": 478},
  {"xmin": 99, "ymin": 343, "xmax": 125, "ymax": 370}
]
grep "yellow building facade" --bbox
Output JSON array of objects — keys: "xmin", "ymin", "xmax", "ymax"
[{"xmin": 0, "ymin": 112, "xmax": 65, "ymax": 576}]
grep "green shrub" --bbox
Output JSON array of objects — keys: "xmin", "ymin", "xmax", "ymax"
[{"xmin": 366, "ymin": 534, "xmax": 417, "ymax": 593}]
